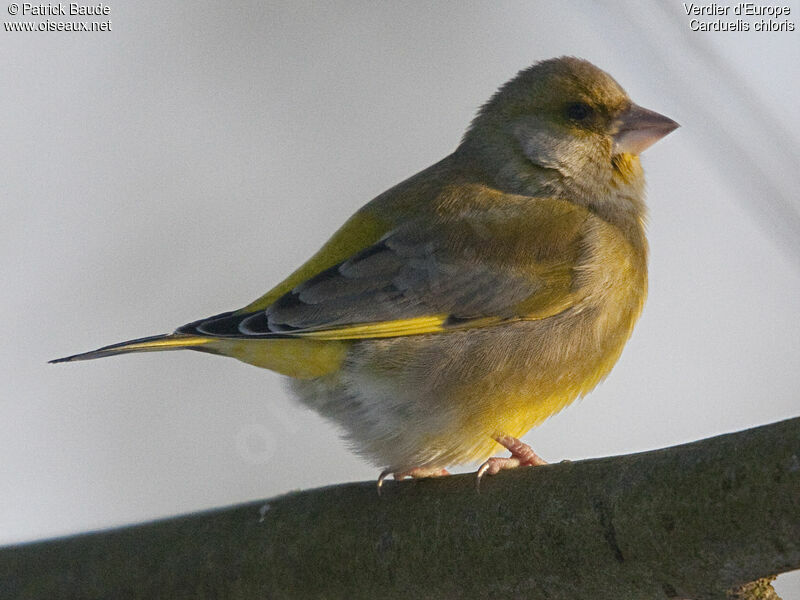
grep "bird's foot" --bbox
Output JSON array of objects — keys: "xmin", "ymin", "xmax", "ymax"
[
  {"xmin": 377, "ymin": 466, "xmax": 450, "ymax": 495},
  {"xmin": 476, "ymin": 435, "xmax": 547, "ymax": 490}
]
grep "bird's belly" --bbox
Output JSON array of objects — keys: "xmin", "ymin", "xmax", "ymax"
[{"xmin": 289, "ymin": 302, "xmax": 641, "ymax": 471}]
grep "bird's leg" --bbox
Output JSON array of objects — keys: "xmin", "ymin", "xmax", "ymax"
[
  {"xmin": 476, "ymin": 435, "xmax": 548, "ymax": 488},
  {"xmin": 376, "ymin": 466, "xmax": 450, "ymax": 495}
]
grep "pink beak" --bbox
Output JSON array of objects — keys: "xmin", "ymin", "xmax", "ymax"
[{"xmin": 613, "ymin": 104, "xmax": 679, "ymax": 155}]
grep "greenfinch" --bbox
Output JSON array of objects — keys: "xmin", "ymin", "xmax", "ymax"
[{"xmin": 52, "ymin": 57, "xmax": 678, "ymax": 484}]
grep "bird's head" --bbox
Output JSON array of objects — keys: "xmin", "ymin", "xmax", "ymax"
[{"xmin": 462, "ymin": 57, "xmax": 678, "ymax": 208}]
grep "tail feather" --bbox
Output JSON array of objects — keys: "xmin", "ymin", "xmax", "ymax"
[{"xmin": 49, "ymin": 334, "xmax": 212, "ymax": 364}]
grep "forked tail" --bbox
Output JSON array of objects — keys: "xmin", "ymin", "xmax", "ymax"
[{"xmin": 49, "ymin": 334, "xmax": 212, "ymax": 363}]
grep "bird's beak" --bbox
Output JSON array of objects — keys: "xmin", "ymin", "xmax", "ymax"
[{"xmin": 612, "ymin": 104, "xmax": 679, "ymax": 155}]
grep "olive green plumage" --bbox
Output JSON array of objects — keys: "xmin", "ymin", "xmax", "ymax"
[{"xmin": 53, "ymin": 57, "xmax": 678, "ymax": 476}]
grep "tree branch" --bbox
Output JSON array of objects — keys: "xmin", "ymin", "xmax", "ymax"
[{"xmin": 1, "ymin": 417, "xmax": 798, "ymax": 599}]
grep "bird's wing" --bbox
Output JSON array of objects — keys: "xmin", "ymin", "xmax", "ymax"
[{"xmin": 180, "ymin": 195, "xmax": 590, "ymax": 341}]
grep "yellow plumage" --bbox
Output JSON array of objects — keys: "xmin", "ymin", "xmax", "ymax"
[{"xmin": 52, "ymin": 57, "xmax": 677, "ymax": 478}]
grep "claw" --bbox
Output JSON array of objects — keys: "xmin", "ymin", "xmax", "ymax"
[
  {"xmin": 376, "ymin": 467, "xmax": 450, "ymax": 495},
  {"xmin": 376, "ymin": 469, "xmax": 391, "ymax": 496},
  {"xmin": 476, "ymin": 435, "xmax": 547, "ymax": 491}
]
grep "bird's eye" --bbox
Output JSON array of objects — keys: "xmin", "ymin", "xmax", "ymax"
[{"xmin": 566, "ymin": 102, "xmax": 592, "ymax": 122}]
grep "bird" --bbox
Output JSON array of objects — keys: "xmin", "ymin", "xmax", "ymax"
[{"xmin": 52, "ymin": 57, "xmax": 678, "ymax": 487}]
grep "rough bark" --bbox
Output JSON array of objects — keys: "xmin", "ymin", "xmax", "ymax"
[{"xmin": 1, "ymin": 417, "xmax": 798, "ymax": 599}]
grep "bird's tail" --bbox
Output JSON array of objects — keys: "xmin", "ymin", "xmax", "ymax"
[{"xmin": 49, "ymin": 333, "xmax": 212, "ymax": 364}]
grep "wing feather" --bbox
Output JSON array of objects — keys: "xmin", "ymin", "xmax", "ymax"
[{"xmin": 178, "ymin": 195, "xmax": 589, "ymax": 341}]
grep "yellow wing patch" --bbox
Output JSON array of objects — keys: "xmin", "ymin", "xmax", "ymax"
[
  {"xmin": 287, "ymin": 312, "xmax": 569, "ymax": 342},
  {"xmin": 291, "ymin": 315, "xmax": 451, "ymax": 340}
]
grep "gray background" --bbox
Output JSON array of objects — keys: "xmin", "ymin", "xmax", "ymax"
[{"xmin": 2, "ymin": 1, "xmax": 799, "ymax": 593}]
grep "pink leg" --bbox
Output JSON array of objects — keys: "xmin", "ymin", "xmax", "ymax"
[
  {"xmin": 476, "ymin": 435, "xmax": 547, "ymax": 489},
  {"xmin": 376, "ymin": 466, "xmax": 450, "ymax": 495}
]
